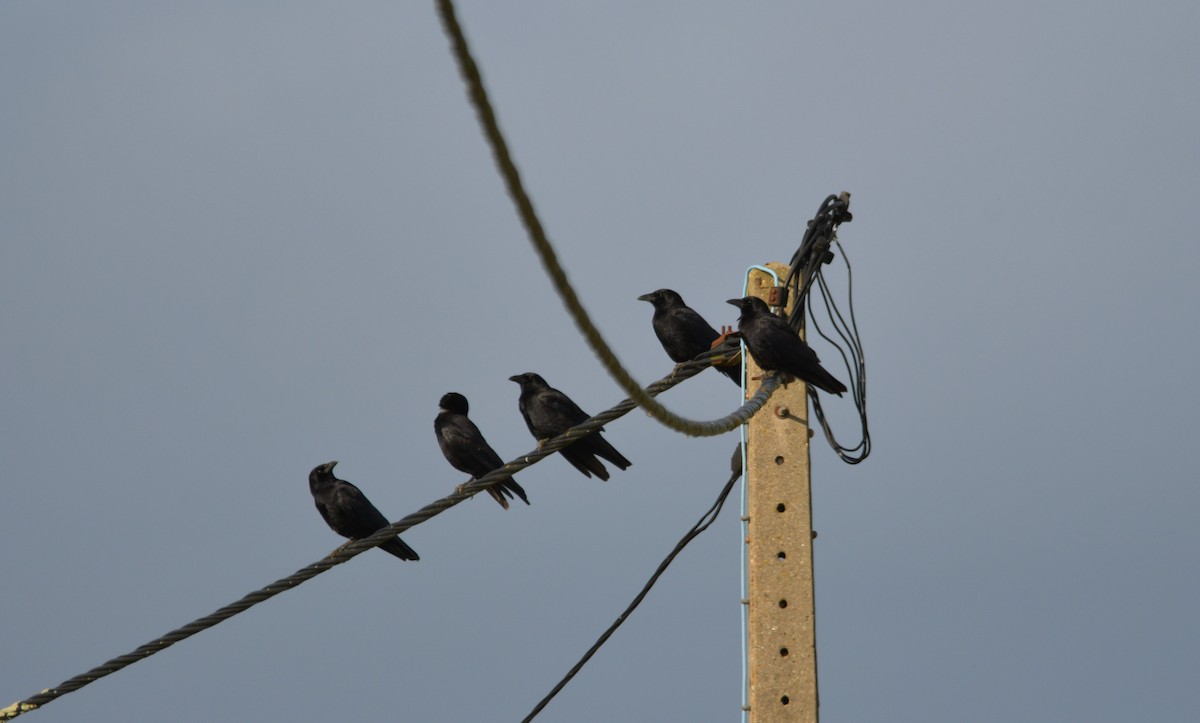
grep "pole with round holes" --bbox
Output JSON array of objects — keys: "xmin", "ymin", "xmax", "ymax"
[{"xmin": 743, "ymin": 263, "xmax": 818, "ymax": 721}]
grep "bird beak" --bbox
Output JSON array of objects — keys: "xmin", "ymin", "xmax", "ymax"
[
  {"xmin": 324, "ymin": 460, "xmax": 338, "ymax": 472},
  {"xmin": 726, "ymin": 298, "xmax": 743, "ymax": 307},
  {"xmin": 637, "ymin": 293, "xmax": 653, "ymax": 302},
  {"xmin": 508, "ymin": 375, "xmax": 522, "ymax": 383}
]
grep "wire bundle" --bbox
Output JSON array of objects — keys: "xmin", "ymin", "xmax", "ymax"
[{"xmin": 782, "ymin": 194, "xmax": 871, "ymax": 464}]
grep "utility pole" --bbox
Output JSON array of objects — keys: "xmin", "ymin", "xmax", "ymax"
[{"xmin": 743, "ymin": 262, "xmax": 818, "ymax": 721}]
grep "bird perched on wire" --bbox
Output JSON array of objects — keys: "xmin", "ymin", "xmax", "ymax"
[
  {"xmin": 726, "ymin": 296, "xmax": 847, "ymax": 396},
  {"xmin": 435, "ymin": 392, "xmax": 530, "ymax": 510},
  {"xmin": 509, "ymin": 372, "xmax": 632, "ymax": 481},
  {"xmin": 638, "ymin": 288, "xmax": 741, "ymax": 386},
  {"xmin": 308, "ymin": 461, "xmax": 419, "ymax": 561}
]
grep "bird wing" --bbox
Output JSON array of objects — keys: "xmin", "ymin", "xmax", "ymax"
[
  {"xmin": 762, "ymin": 314, "xmax": 825, "ymax": 365},
  {"xmin": 653, "ymin": 306, "xmax": 720, "ymax": 362},
  {"xmin": 437, "ymin": 415, "xmax": 505, "ymax": 477},
  {"xmin": 755, "ymin": 315, "xmax": 847, "ymax": 395},
  {"xmin": 672, "ymin": 306, "xmax": 720, "ymax": 345},
  {"xmin": 331, "ymin": 483, "xmax": 390, "ymax": 538},
  {"xmin": 531, "ymin": 388, "xmax": 591, "ymax": 433},
  {"xmin": 313, "ymin": 496, "xmax": 339, "ymax": 530}
]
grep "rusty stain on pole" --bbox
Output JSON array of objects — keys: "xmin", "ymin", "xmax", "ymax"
[{"xmin": 744, "ymin": 263, "xmax": 818, "ymax": 722}]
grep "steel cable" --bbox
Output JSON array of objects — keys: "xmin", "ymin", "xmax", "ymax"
[
  {"xmin": 0, "ymin": 353, "xmax": 776, "ymax": 721},
  {"xmin": 435, "ymin": 0, "xmax": 765, "ymax": 437}
]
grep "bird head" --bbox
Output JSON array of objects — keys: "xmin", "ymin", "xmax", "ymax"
[
  {"xmin": 438, "ymin": 392, "xmax": 469, "ymax": 415},
  {"xmin": 637, "ymin": 289, "xmax": 683, "ymax": 309},
  {"xmin": 726, "ymin": 296, "xmax": 770, "ymax": 319},
  {"xmin": 309, "ymin": 460, "xmax": 338, "ymax": 491},
  {"xmin": 508, "ymin": 372, "xmax": 547, "ymax": 389}
]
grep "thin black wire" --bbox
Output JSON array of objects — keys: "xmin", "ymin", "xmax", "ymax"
[
  {"xmin": 522, "ymin": 444, "xmax": 744, "ymax": 723},
  {"xmin": 806, "ymin": 239, "xmax": 870, "ymax": 463},
  {"xmin": 802, "ymin": 237, "xmax": 868, "ymax": 458},
  {"xmin": 0, "ymin": 354, "xmax": 774, "ymax": 721}
]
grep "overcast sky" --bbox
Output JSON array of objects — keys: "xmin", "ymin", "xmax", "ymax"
[{"xmin": 3, "ymin": 2, "xmax": 1198, "ymax": 721}]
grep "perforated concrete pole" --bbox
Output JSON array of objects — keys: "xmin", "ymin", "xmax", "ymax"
[{"xmin": 744, "ymin": 263, "xmax": 818, "ymax": 722}]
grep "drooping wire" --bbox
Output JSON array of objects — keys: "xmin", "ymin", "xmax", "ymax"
[
  {"xmin": 434, "ymin": 0, "xmax": 761, "ymax": 438},
  {"xmin": 0, "ymin": 354, "xmax": 778, "ymax": 722},
  {"xmin": 779, "ymin": 193, "xmax": 870, "ymax": 464},
  {"xmin": 807, "ymin": 239, "xmax": 870, "ymax": 462},
  {"xmin": 523, "ymin": 444, "xmax": 744, "ymax": 723}
]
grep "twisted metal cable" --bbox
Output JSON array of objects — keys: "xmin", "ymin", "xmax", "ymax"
[
  {"xmin": 435, "ymin": 0, "xmax": 754, "ymax": 437},
  {"xmin": 0, "ymin": 354, "xmax": 776, "ymax": 721}
]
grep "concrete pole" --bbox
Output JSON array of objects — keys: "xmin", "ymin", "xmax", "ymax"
[{"xmin": 744, "ymin": 262, "xmax": 818, "ymax": 722}]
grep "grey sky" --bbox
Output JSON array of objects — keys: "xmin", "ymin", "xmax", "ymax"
[{"xmin": 3, "ymin": 2, "xmax": 1198, "ymax": 721}]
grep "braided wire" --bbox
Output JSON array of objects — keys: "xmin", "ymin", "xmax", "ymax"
[
  {"xmin": 435, "ymin": 0, "xmax": 756, "ymax": 437},
  {"xmin": 0, "ymin": 353, "xmax": 777, "ymax": 721}
]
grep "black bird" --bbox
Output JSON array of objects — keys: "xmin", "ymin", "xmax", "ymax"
[
  {"xmin": 308, "ymin": 461, "xmax": 419, "ymax": 561},
  {"xmin": 638, "ymin": 288, "xmax": 741, "ymax": 386},
  {"xmin": 435, "ymin": 392, "xmax": 530, "ymax": 510},
  {"xmin": 509, "ymin": 372, "xmax": 632, "ymax": 481},
  {"xmin": 726, "ymin": 296, "xmax": 848, "ymax": 396}
]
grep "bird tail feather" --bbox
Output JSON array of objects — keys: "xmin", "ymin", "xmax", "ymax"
[{"xmin": 381, "ymin": 537, "xmax": 420, "ymax": 561}]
